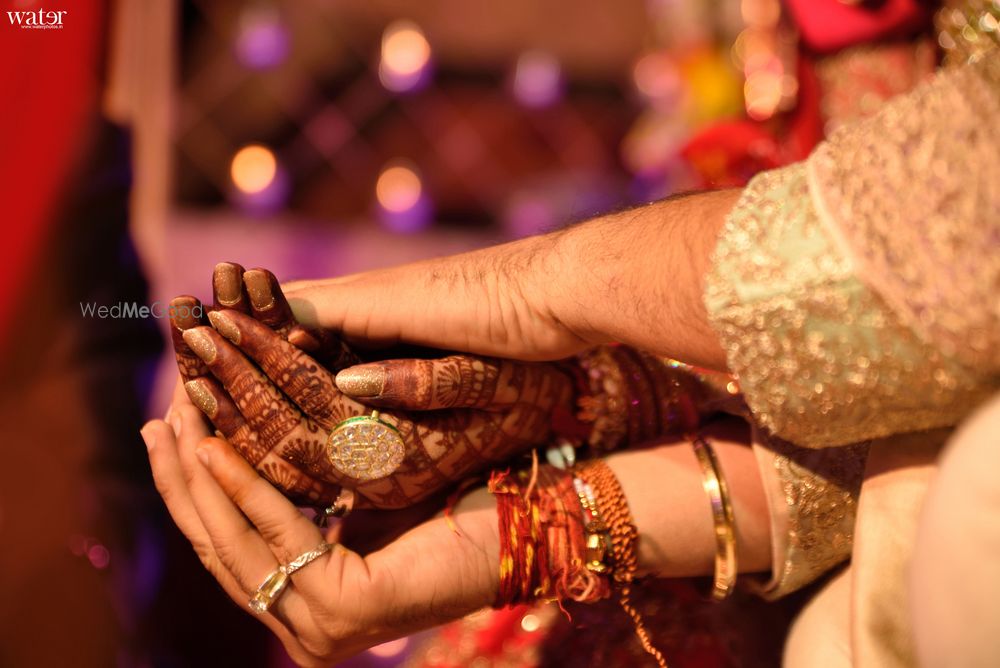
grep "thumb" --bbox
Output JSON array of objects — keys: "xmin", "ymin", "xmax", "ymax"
[{"xmin": 335, "ymin": 356, "xmax": 512, "ymax": 410}]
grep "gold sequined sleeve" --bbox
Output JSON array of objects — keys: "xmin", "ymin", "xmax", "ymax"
[
  {"xmin": 704, "ymin": 55, "xmax": 999, "ymax": 449},
  {"xmin": 746, "ymin": 430, "xmax": 867, "ymax": 599}
]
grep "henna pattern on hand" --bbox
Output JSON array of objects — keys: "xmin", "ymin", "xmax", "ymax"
[
  {"xmin": 186, "ymin": 305, "xmax": 579, "ymax": 508},
  {"xmin": 434, "ymin": 356, "xmax": 501, "ymax": 409}
]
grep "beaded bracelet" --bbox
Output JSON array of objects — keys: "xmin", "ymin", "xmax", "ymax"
[{"xmin": 576, "ymin": 459, "xmax": 669, "ymax": 668}]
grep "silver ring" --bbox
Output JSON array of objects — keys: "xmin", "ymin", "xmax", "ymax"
[{"xmin": 284, "ymin": 541, "xmax": 333, "ymax": 575}]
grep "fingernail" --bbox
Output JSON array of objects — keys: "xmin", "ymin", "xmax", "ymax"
[
  {"xmin": 195, "ymin": 447, "xmax": 211, "ymax": 467},
  {"xmin": 214, "ymin": 262, "xmax": 243, "ymax": 306},
  {"xmin": 208, "ymin": 310, "xmax": 241, "ymax": 345},
  {"xmin": 168, "ymin": 411, "xmax": 182, "ymax": 437},
  {"xmin": 335, "ymin": 365, "xmax": 385, "ymax": 398},
  {"xmin": 171, "ymin": 296, "xmax": 201, "ymax": 330},
  {"xmin": 182, "ymin": 328, "xmax": 217, "ymax": 363},
  {"xmin": 244, "ymin": 269, "xmax": 275, "ymax": 310},
  {"xmin": 184, "ymin": 380, "xmax": 218, "ymax": 418},
  {"xmin": 140, "ymin": 426, "xmax": 156, "ymax": 451}
]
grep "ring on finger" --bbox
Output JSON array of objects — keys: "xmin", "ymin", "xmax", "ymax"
[
  {"xmin": 326, "ymin": 410, "xmax": 405, "ymax": 481},
  {"xmin": 248, "ymin": 542, "xmax": 333, "ymax": 614}
]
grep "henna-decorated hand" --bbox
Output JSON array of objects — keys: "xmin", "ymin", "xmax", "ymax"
[
  {"xmin": 180, "ymin": 308, "xmax": 574, "ymax": 509},
  {"xmin": 169, "ymin": 263, "xmax": 358, "ymax": 384}
]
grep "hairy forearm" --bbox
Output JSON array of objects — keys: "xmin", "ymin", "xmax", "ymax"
[
  {"xmin": 285, "ymin": 187, "xmax": 738, "ymax": 368},
  {"xmin": 533, "ymin": 189, "xmax": 739, "ymax": 370}
]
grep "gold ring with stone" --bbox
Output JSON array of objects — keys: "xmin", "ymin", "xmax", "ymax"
[{"xmin": 326, "ymin": 410, "xmax": 406, "ymax": 481}]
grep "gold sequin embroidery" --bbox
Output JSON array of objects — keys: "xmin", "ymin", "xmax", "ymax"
[
  {"xmin": 753, "ymin": 436, "xmax": 868, "ymax": 599},
  {"xmin": 809, "ymin": 53, "xmax": 1000, "ymax": 370},
  {"xmin": 705, "ymin": 162, "xmax": 995, "ymax": 448}
]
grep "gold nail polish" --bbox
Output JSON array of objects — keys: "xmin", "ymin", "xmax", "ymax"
[
  {"xmin": 335, "ymin": 365, "xmax": 385, "ymax": 398},
  {"xmin": 182, "ymin": 328, "xmax": 217, "ymax": 363},
  {"xmin": 208, "ymin": 310, "xmax": 241, "ymax": 344},
  {"xmin": 171, "ymin": 296, "xmax": 200, "ymax": 329},
  {"xmin": 214, "ymin": 263, "xmax": 243, "ymax": 306},
  {"xmin": 184, "ymin": 380, "xmax": 218, "ymax": 418},
  {"xmin": 244, "ymin": 270, "xmax": 276, "ymax": 310}
]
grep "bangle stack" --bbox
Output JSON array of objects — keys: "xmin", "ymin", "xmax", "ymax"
[
  {"xmin": 490, "ymin": 434, "xmax": 738, "ymax": 665},
  {"xmin": 575, "ymin": 346, "xmax": 707, "ymax": 453}
]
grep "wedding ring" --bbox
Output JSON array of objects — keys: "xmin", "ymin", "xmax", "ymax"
[
  {"xmin": 326, "ymin": 410, "xmax": 406, "ymax": 481},
  {"xmin": 248, "ymin": 542, "xmax": 334, "ymax": 614},
  {"xmin": 284, "ymin": 541, "xmax": 333, "ymax": 575},
  {"xmin": 316, "ymin": 488, "xmax": 356, "ymax": 527}
]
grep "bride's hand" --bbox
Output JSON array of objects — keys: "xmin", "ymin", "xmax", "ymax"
[
  {"xmin": 142, "ymin": 396, "xmax": 498, "ymax": 667},
  {"xmin": 179, "ymin": 308, "xmax": 573, "ymax": 508},
  {"xmin": 168, "ymin": 263, "xmax": 357, "ymax": 384}
]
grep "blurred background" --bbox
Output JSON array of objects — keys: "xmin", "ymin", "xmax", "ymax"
[{"xmin": 0, "ymin": 0, "xmax": 842, "ymax": 665}]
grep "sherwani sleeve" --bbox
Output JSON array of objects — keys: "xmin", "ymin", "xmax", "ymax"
[{"xmin": 703, "ymin": 53, "xmax": 999, "ymax": 596}]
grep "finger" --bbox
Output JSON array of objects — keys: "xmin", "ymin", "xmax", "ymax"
[
  {"xmin": 245, "ymin": 269, "xmax": 360, "ymax": 371},
  {"xmin": 196, "ymin": 436, "xmax": 349, "ymax": 601},
  {"xmin": 207, "ymin": 309, "xmax": 350, "ymax": 428},
  {"xmin": 244, "ymin": 268, "xmax": 297, "ymax": 332},
  {"xmin": 169, "ymin": 295, "xmax": 208, "ymax": 381},
  {"xmin": 181, "ymin": 330, "xmax": 350, "ymax": 502},
  {"xmin": 334, "ymin": 356, "xmax": 544, "ymax": 411},
  {"xmin": 143, "ymin": 418, "xmax": 300, "ymax": 634},
  {"xmin": 183, "ymin": 375, "xmax": 264, "ymax": 464},
  {"xmin": 182, "ymin": 325, "xmax": 303, "ymax": 443},
  {"xmin": 170, "ymin": 408, "xmax": 316, "ymax": 626},
  {"xmin": 213, "ymin": 261, "xmax": 251, "ymax": 314}
]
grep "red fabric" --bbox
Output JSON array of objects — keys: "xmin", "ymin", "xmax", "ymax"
[
  {"xmin": 0, "ymin": 1, "xmax": 104, "ymax": 355},
  {"xmin": 784, "ymin": 0, "xmax": 932, "ymax": 54},
  {"xmin": 680, "ymin": 56, "xmax": 823, "ymax": 188}
]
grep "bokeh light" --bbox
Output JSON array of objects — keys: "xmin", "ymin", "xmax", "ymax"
[
  {"xmin": 376, "ymin": 159, "xmax": 431, "ymax": 232},
  {"xmin": 231, "ymin": 144, "xmax": 278, "ymax": 194},
  {"xmin": 511, "ymin": 50, "xmax": 563, "ymax": 108},
  {"xmin": 376, "ymin": 160, "xmax": 422, "ymax": 213},
  {"xmin": 87, "ymin": 543, "xmax": 111, "ymax": 570},
  {"xmin": 379, "ymin": 20, "xmax": 432, "ymax": 92},
  {"xmin": 234, "ymin": 6, "xmax": 290, "ymax": 70},
  {"xmin": 520, "ymin": 613, "xmax": 541, "ymax": 632},
  {"xmin": 743, "ymin": 68, "xmax": 783, "ymax": 120},
  {"xmin": 632, "ymin": 51, "xmax": 682, "ymax": 107}
]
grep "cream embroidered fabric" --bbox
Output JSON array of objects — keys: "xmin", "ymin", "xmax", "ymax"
[
  {"xmin": 705, "ymin": 161, "xmax": 992, "ymax": 448},
  {"xmin": 748, "ymin": 433, "xmax": 868, "ymax": 599},
  {"xmin": 808, "ymin": 52, "xmax": 1000, "ymax": 370}
]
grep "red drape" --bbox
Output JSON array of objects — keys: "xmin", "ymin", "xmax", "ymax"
[{"xmin": 0, "ymin": 0, "xmax": 105, "ymax": 355}]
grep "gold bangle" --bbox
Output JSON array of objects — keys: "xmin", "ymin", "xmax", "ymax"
[{"xmin": 691, "ymin": 434, "xmax": 738, "ymax": 600}]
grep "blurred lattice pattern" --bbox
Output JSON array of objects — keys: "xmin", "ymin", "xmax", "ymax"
[{"xmin": 174, "ymin": 0, "xmax": 656, "ymax": 232}]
